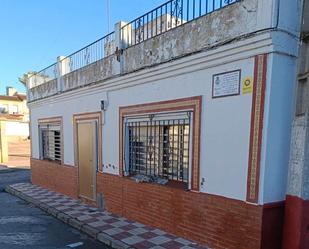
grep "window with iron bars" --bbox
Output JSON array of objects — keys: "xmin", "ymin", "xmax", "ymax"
[
  {"xmin": 124, "ymin": 111, "xmax": 191, "ymax": 185},
  {"xmin": 39, "ymin": 123, "xmax": 61, "ymax": 162}
]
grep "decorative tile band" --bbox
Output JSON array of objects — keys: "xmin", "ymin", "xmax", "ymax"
[{"xmin": 246, "ymin": 54, "xmax": 267, "ymax": 203}]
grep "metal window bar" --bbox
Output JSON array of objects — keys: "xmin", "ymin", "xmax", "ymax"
[
  {"xmin": 126, "ymin": 115, "xmax": 191, "ymax": 184},
  {"xmin": 40, "ymin": 126, "xmax": 61, "ymax": 162}
]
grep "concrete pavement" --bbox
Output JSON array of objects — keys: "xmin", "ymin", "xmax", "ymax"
[
  {"xmin": 0, "ymin": 169, "xmax": 110, "ymax": 249},
  {"xmin": 6, "ymin": 182, "xmax": 206, "ymax": 249}
]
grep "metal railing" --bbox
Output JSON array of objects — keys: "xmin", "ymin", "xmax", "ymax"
[
  {"xmin": 59, "ymin": 32, "xmax": 115, "ymax": 73},
  {"xmin": 120, "ymin": 0, "xmax": 238, "ymax": 48},
  {"xmin": 29, "ymin": 32, "xmax": 115, "ymax": 89},
  {"xmin": 29, "ymin": 0, "xmax": 239, "ymax": 89},
  {"xmin": 31, "ymin": 63, "xmax": 58, "ymax": 88}
]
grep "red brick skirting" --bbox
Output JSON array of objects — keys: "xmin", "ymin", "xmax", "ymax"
[
  {"xmin": 31, "ymin": 158, "xmax": 78, "ymax": 199},
  {"xmin": 283, "ymin": 195, "xmax": 309, "ymax": 249},
  {"xmin": 31, "ymin": 159, "xmax": 285, "ymax": 249},
  {"xmin": 98, "ymin": 172, "xmax": 263, "ymax": 249},
  {"xmin": 261, "ymin": 201, "xmax": 285, "ymax": 249}
]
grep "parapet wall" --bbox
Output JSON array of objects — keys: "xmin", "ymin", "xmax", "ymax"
[
  {"xmin": 28, "ymin": 0, "xmax": 269, "ymax": 102},
  {"xmin": 123, "ymin": 0, "xmax": 258, "ymax": 73}
]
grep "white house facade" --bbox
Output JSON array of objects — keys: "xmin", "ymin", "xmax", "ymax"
[{"xmin": 26, "ymin": 0, "xmax": 307, "ymax": 248}]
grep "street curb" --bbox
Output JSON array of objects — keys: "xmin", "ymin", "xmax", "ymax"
[
  {"xmin": 47, "ymin": 207, "xmax": 60, "ymax": 217},
  {"xmin": 0, "ymin": 169, "xmax": 14, "ymax": 174},
  {"xmin": 5, "ymin": 185, "xmax": 134, "ymax": 249},
  {"xmin": 81, "ymin": 224, "xmax": 100, "ymax": 238},
  {"xmin": 0, "ymin": 168, "xmax": 29, "ymax": 174},
  {"xmin": 69, "ymin": 218, "xmax": 83, "ymax": 230},
  {"xmin": 57, "ymin": 212, "xmax": 71, "ymax": 223}
]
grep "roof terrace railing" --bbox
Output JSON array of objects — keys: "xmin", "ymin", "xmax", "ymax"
[
  {"xmin": 28, "ymin": 0, "xmax": 238, "ymax": 89},
  {"xmin": 60, "ymin": 32, "xmax": 115, "ymax": 73},
  {"xmin": 120, "ymin": 0, "xmax": 238, "ymax": 48},
  {"xmin": 30, "ymin": 62, "xmax": 58, "ymax": 88},
  {"xmin": 29, "ymin": 32, "xmax": 115, "ymax": 89}
]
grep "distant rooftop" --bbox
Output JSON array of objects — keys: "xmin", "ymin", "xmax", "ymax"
[{"xmin": 0, "ymin": 87, "xmax": 26, "ymax": 101}]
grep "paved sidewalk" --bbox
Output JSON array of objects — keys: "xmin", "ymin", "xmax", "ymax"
[{"xmin": 6, "ymin": 183, "xmax": 207, "ymax": 249}]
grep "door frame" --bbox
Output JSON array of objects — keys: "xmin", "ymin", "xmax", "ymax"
[{"xmin": 73, "ymin": 112, "xmax": 102, "ymax": 200}]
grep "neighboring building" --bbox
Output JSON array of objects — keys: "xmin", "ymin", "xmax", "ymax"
[
  {"xmin": 0, "ymin": 87, "xmax": 29, "ymax": 162},
  {"xmin": 26, "ymin": 0, "xmax": 307, "ymax": 248},
  {"xmin": 0, "ymin": 87, "xmax": 29, "ymax": 122},
  {"xmin": 283, "ymin": 1, "xmax": 309, "ymax": 248}
]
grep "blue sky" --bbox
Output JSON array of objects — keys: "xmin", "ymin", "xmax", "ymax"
[{"xmin": 0, "ymin": 0, "xmax": 166, "ymax": 94}]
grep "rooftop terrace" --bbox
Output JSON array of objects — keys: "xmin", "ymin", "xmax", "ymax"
[{"xmin": 27, "ymin": 0, "xmax": 265, "ymax": 102}]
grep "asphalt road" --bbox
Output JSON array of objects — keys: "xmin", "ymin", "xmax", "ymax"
[{"xmin": 0, "ymin": 169, "xmax": 110, "ymax": 249}]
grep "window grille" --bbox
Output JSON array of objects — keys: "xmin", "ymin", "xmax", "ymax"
[
  {"xmin": 39, "ymin": 123, "xmax": 61, "ymax": 162},
  {"xmin": 124, "ymin": 112, "xmax": 191, "ymax": 184}
]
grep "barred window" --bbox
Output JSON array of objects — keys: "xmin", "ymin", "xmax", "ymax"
[
  {"xmin": 39, "ymin": 123, "xmax": 61, "ymax": 162},
  {"xmin": 124, "ymin": 112, "xmax": 192, "ymax": 184}
]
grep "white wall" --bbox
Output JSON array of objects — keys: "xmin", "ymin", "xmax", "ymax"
[
  {"xmin": 30, "ymin": 55, "xmax": 254, "ymax": 202},
  {"xmin": 26, "ymin": 0, "xmax": 304, "ymax": 207},
  {"xmin": 260, "ymin": 53, "xmax": 297, "ymax": 203},
  {"xmin": 277, "ymin": 0, "xmax": 304, "ymax": 36},
  {"xmin": 5, "ymin": 121, "xmax": 29, "ymax": 137},
  {"xmin": 29, "ymin": 33, "xmax": 297, "ymax": 204}
]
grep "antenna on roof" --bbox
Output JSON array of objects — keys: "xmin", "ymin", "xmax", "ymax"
[{"xmin": 106, "ymin": 0, "xmax": 111, "ymax": 33}]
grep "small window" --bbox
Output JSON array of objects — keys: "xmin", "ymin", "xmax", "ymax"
[
  {"xmin": 39, "ymin": 123, "xmax": 61, "ymax": 162},
  {"xmin": 0, "ymin": 104, "xmax": 8, "ymax": 113},
  {"xmin": 11, "ymin": 105, "xmax": 18, "ymax": 114},
  {"xmin": 124, "ymin": 111, "xmax": 192, "ymax": 185},
  {"xmin": 296, "ymin": 78, "xmax": 308, "ymax": 116}
]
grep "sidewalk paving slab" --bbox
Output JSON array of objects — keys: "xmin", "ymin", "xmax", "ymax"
[{"xmin": 5, "ymin": 183, "xmax": 208, "ymax": 249}]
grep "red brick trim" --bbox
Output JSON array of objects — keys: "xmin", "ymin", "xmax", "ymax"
[
  {"xmin": 119, "ymin": 96, "xmax": 202, "ymax": 191},
  {"xmin": 246, "ymin": 54, "xmax": 267, "ymax": 203},
  {"xmin": 30, "ymin": 157, "xmax": 75, "ymax": 168}
]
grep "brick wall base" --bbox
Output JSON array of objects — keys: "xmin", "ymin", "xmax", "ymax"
[
  {"xmin": 31, "ymin": 159, "xmax": 284, "ymax": 249},
  {"xmin": 31, "ymin": 158, "xmax": 78, "ymax": 199},
  {"xmin": 283, "ymin": 195, "xmax": 309, "ymax": 249},
  {"xmin": 97, "ymin": 172, "xmax": 264, "ymax": 249},
  {"xmin": 261, "ymin": 202, "xmax": 285, "ymax": 249}
]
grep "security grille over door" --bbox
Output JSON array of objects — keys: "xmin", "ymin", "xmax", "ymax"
[
  {"xmin": 124, "ymin": 111, "xmax": 191, "ymax": 184},
  {"xmin": 39, "ymin": 123, "xmax": 61, "ymax": 162}
]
